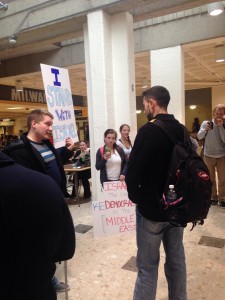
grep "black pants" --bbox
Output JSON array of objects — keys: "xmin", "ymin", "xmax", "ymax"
[{"xmin": 72, "ymin": 169, "xmax": 91, "ymax": 197}]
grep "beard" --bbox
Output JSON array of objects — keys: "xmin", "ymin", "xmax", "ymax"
[{"xmin": 146, "ymin": 112, "xmax": 154, "ymax": 121}]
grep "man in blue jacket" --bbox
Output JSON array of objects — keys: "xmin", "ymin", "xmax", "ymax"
[{"xmin": 0, "ymin": 151, "xmax": 75, "ymax": 300}]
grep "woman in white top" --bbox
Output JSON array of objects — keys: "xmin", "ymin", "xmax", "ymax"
[
  {"xmin": 116, "ymin": 124, "xmax": 132, "ymax": 160},
  {"xmin": 95, "ymin": 129, "xmax": 127, "ymax": 186}
]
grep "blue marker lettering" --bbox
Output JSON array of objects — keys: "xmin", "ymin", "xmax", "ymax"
[
  {"xmin": 51, "ymin": 68, "xmax": 61, "ymax": 86},
  {"xmin": 46, "ymin": 85, "xmax": 55, "ymax": 107}
]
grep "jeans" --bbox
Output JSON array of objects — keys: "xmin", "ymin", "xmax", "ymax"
[
  {"xmin": 134, "ymin": 208, "xmax": 187, "ymax": 300},
  {"xmin": 51, "ymin": 275, "xmax": 58, "ymax": 287}
]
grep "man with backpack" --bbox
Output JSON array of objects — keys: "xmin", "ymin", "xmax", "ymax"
[{"xmin": 126, "ymin": 86, "xmax": 187, "ymax": 300}]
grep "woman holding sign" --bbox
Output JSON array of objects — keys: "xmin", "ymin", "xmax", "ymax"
[{"xmin": 95, "ymin": 129, "xmax": 127, "ymax": 186}]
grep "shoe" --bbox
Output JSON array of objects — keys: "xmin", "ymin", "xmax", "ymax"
[
  {"xmin": 211, "ymin": 200, "xmax": 218, "ymax": 206},
  {"xmin": 83, "ymin": 194, "xmax": 91, "ymax": 199},
  {"xmin": 220, "ymin": 202, "xmax": 225, "ymax": 208},
  {"xmin": 54, "ymin": 281, "xmax": 70, "ymax": 293}
]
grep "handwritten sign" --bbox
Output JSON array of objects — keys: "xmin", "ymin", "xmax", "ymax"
[
  {"xmin": 92, "ymin": 181, "xmax": 136, "ymax": 237},
  {"xmin": 40, "ymin": 63, "xmax": 79, "ymax": 148}
]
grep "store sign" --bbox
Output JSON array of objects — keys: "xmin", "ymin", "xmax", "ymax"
[
  {"xmin": 0, "ymin": 84, "xmax": 84, "ymax": 106},
  {"xmin": 11, "ymin": 88, "xmax": 46, "ymax": 103},
  {"xmin": 0, "ymin": 120, "xmax": 15, "ymax": 126},
  {"xmin": 40, "ymin": 64, "xmax": 79, "ymax": 148}
]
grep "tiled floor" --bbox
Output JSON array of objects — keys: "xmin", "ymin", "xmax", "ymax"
[{"xmin": 56, "ymin": 199, "xmax": 225, "ymax": 300}]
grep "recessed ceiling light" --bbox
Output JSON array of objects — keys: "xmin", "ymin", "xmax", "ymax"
[
  {"xmin": 8, "ymin": 35, "xmax": 17, "ymax": 44},
  {"xmin": 207, "ymin": 2, "xmax": 224, "ymax": 16},
  {"xmin": 6, "ymin": 107, "xmax": 24, "ymax": 110},
  {"xmin": 15, "ymin": 80, "xmax": 23, "ymax": 92},
  {"xmin": 141, "ymin": 78, "xmax": 148, "ymax": 89},
  {"xmin": 215, "ymin": 45, "xmax": 225, "ymax": 62}
]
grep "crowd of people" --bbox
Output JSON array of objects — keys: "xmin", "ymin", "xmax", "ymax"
[
  {"xmin": 0, "ymin": 133, "xmax": 23, "ymax": 149},
  {"xmin": 1, "ymin": 85, "xmax": 224, "ymax": 300}
]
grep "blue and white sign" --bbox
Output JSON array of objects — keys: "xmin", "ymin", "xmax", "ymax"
[{"xmin": 41, "ymin": 63, "xmax": 79, "ymax": 148}]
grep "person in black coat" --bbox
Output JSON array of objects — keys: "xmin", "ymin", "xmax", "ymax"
[
  {"xmin": 71, "ymin": 141, "xmax": 91, "ymax": 198},
  {"xmin": 3, "ymin": 110, "xmax": 73, "ymax": 198},
  {"xmin": 192, "ymin": 117, "xmax": 200, "ymax": 133},
  {"xmin": 0, "ymin": 151, "xmax": 75, "ymax": 300},
  {"xmin": 126, "ymin": 86, "xmax": 187, "ymax": 300},
  {"xmin": 3, "ymin": 109, "xmax": 75, "ymax": 292}
]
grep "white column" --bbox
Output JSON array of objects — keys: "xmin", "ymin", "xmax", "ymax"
[
  {"xmin": 84, "ymin": 10, "xmax": 136, "ymax": 202},
  {"xmin": 111, "ymin": 13, "xmax": 136, "ymax": 134},
  {"xmin": 151, "ymin": 46, "xmax": 185, "ymax": 123}
]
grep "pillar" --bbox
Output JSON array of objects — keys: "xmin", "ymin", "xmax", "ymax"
[
  {"xmin": 84, "ymin": 10, "xmax": 136, "ymax": 202},
  {"xmin": 151, "ymin": 46, "xmax": 185, "ymax": 123}
]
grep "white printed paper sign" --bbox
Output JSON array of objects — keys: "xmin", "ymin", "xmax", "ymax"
[
  {"xmin": 92, "ymin": 181, "xmax": 136, "ymax": 237},
  {"xmin": 40, "ymin": 63, "xmax": 79, "ymax": 148}
]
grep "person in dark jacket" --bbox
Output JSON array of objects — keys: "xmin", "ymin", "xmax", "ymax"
[
  {"xmin": 95, "ymin": 129, "xmax": 127, "ymax": 186},
  {"xmin": 71, "ymin": 141, "xmax": 91, "ymax": 198},
  {"xmin": 3, "ymin": 110, "xmax": 73, "ymax": 198},
  {"xmin": 0, "ymin": 151, "xmax": 75, "ymax": 300},
  {"xmin": 3, "ymin": 109, "xmax": 75, "ymax": 293},
  {"xmin": 126, "ymin": 86, "xmax": 187, "ymax": 300}
]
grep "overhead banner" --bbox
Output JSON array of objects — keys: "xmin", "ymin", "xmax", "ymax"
[
  {"xmin": 40, "ymin": 63, "xmax": 79, "ymax": 148},
  {"xmin": 92, "ymin": 181, "xmax": 136, "ymax": 237}
]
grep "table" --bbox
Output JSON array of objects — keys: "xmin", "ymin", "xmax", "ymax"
[{"xmin": 64, "ymin": 164, "xmax": 91, "ymax": 206}]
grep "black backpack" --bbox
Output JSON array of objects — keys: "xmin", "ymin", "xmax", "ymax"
[{"xmin": 153, "ymin": 119, "xmax": 212, "ymax": 230}]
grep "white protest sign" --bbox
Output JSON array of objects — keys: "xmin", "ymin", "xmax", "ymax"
[
  {"xmin": 92, "ymin": 181, "xmax": 136, "ymax": 237},
  {"xmin": 40, "ymin": 63, "xmax": 79, "ymax": 148}
]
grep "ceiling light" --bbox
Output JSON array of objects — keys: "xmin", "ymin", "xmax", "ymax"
[
  {"xmin": 141, "ymin": 78, "xmax": 148, "ymax": 89},
  {"xmin": 207, "ymin": 2, "xmax": 224, "ymax": 16},
  {"xmin": 9, "ymin": 35, "xmax": 17, "ymax": 44},
  {"xmin": 6, "ymin": 107, "xmax": 24, "ymax": 110},
  {"xmin": 0, "ymin": 2, "xmax": 8, "ymax": 10},
  {"xmin": 215, "ymin": 45, "xmax": 225, "ymax": 62},
  {"xmin": 136, "ymin": 110, "xmax": 142, "ymax": 114},
  {"xmin": 15, "ymin": 80, "xmax": 23, "ymax": 92},
  {"xmin": 190, "ymin": 105, "xmax": 197, "ymax": 110}
]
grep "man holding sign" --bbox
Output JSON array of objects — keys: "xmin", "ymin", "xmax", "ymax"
[{"xmin": 4, "ymin": 109, "xmax": 75, "ymax": 293}]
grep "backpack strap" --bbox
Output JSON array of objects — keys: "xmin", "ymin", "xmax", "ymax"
[
  {"xmin": 150, "ymin": 119, "xmax": 190, "ymax": 145},
  {"xmin": 100, "ymin": 146, "xmax": 104, "ymax": 159}
]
